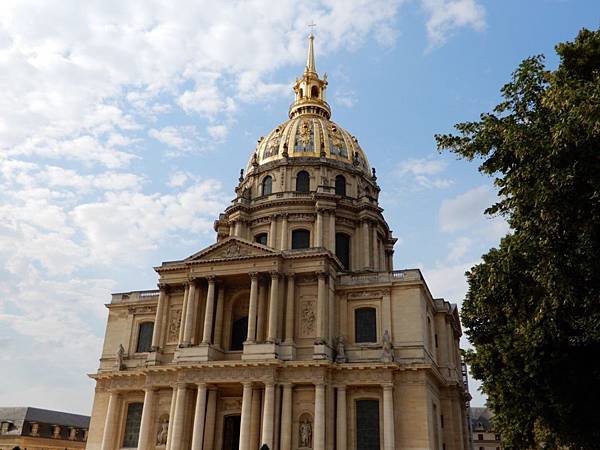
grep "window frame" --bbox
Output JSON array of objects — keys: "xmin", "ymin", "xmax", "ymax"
[
  {"xmin": 291, "ymin": 228, "xmax": 311, "ymax": 249},
  {"xmin": 295, "ymin": 170, "xmax": 310, "ymax": 193},
  {"xmin": 353, "ymin": 306, "xmax": 378, "ymax": 344},
  {"xmin": 122, "ymin": 401, "xmax": 144, "ymax": 448},
  {"xmin": 135, "ymin": 321, "xmax": 154, "ymax": 354},
  {"xmin": 354, "ymin": 397, "xmax": 381, "ymax": 450},
  {"xmin": 261, "ymin": 175, "xmax": 273, "ymax": 196},
  {"xmin": 335, "ymin": 232, "xmax": 351, "ymax": 270},
  {"xmin": 254, "ymin": 233, "xmax": 268, "ymax": 246},
  {"xmin": 334, "ymin": 174, "xmax": 347, "ymax": 196}
]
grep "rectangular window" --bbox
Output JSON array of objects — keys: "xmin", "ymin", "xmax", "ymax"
[
  {"xmin": 356, "ymin": 399, "xmax": 380, "ymax": 450},
  {"xmin": 355, "ymin": 307, "xmax": 377, "ymax": 343},
  {"xmin": 123, "ymin": 402, "xmax": 143, "ymax": 447},
  {"xmin": 136, "ymin": 322, "xmax": 154, "ymax": 353}
]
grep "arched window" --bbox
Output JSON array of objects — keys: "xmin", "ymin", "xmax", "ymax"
[
  {"xmin": 310, "ymin": 85, "xmax": 319, "ymax": 98},
  {"xmin": 299, "ymin": 88, "xmax": 304, "ymax": 98},
  {"xmin": 254, "ymin": 233, "xmax": 268, "ymax": 246},
  {"xmin": 335, "ymin": 175, "xmax": 346, "ymax": 196},
  {"xmin": 296, "ymin": 170, "xmax": 310, "ymax": 193},
  {"xmin": 291, "ymin": 229, "xmax": 310, "ymax": 249},
  {"xmin": 335, "ymin": 233, "xmax": 350, "ymax": 270},
  {"xmin": 262, "ymin": 176, "xmax": 272, "ymax": 195},
  {"xmin": 356, "ymin": 399, "xmax": 380, "ymax": 450},
  {"xmin": 355, "ymin": 307, "xmax": 377, "ymax": 343},
  {"xmin": 123, "ymin": 403, "xmax": 143, "ymax": 447},
  {"xmin": 136, "ymin": 322, "xmax": 154, "ymax": 353}
]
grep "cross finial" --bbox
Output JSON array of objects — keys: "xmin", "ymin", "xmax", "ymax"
[{"xmin": 308, "ymin": 21, "xmax": 316, "ymax": 36}]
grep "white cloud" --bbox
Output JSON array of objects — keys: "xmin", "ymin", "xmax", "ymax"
[
  {"xmin": 396, "ymin": 157, "xmax": 454, "ymax": 190},
  {"xmin": 149, "ymin": 126, "xmax": 198, "ymax": 152},
  {"xmin": 167, "ymin": 171, "xmax": 189, "ymax": 188},
  {"xmin": 447, "ymin": 236, "xmax": 471, "ymax": 262},
  {"xmin": 423, "ymin": 0, "xmax": 486, "ymax": 48},
  {"xmin": 439, "ymin": 185, "xmax": 508, "ymax": 237},
  {"xmin": 207, "ymin": 124, "xmax": 228, "ymax": 142}
]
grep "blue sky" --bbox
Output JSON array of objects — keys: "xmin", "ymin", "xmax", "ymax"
[{"xmin": 0, "ymin": 0, "xmax": 597, "ymax": 414}]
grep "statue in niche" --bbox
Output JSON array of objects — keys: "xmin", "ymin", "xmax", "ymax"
[
  {"xmin": 335, "ymin": 335, "xmax": 347, "ymax": 363},
  {"xmin": 381, "ymin": 329, "xmax": 394, "ymax": 362},
  {"xmin": 115, "ymin": 344, "xmax": 125, "ymax": 370},
  {"xmin": 299, "ymin": 420, "xmax": 312, "ymax": 448},
  {"xmin": 156, "ymin": 418, "xmax": 168, "ymax": 446}
]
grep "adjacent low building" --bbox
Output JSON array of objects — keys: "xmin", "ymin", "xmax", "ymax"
[
  {"xmin": 0, "ymin": 406, "xmax": 89, "ymax": 450},
  {"xmin": 470, "ymin": 407, "xmax": 502, "ymax": 450}
]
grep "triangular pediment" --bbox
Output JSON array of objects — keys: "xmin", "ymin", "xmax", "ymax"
[{"xmin": 186, "ymin": 236, "xmax": 279, "ymax": 262}]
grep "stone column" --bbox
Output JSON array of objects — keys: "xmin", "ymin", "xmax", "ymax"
[
  {"xmin": 383, "ymin": 384, "xmax": 395, "ymax": 450},
  {"xmin": 267, "ymin": 272, "xmax": 279, "ymax": 343},
  {"xmin": 151, "ymin": 287, "xmax": 167, "ymax": 351},
  {"xmin": 316, "ymin": 209, "xmax": 324, "ymax": 247},
  {"xmin": 362, "ymin": 220, "xmax": 371, "ymax": 269},
  {"xmin": 336, "ymin": 386, "xmax": 347, "ymax": 450},
  {"xmin": 203, "ymin": 388, "xmax": 217, "ymax": 450},
  {"xmin": 182, "ymin": 280, "xmax": 197, "ymax": 346},
  {"xmin": 256, "ymin": 280, "xmax": 267, "ymax": 342},
  {"xmin": 328, "ymin": 210, "xmax": 336, "ymax": 252},
  {"xmin": 169, "ymin": 384, "xmax": 188, "ymax": 450},
  {"xmin": 261, "ymin": 382, "xmax": 275, "ymax": 448},
  {"xmin": 316, "ymin": 272, "xmax": 327, "ymax": 343},
  {"xmin": 280, "ymin": 213, "xmax": 288, "ymax": 250},
  {"xmin": 280, "ymin": 384, "xmax": 293, "ymax": 450},
  {"xmin": 201, "ymin": 277, "xmax": 216, "ymax": 344},
  {"xmin": 165, "ymin": 387, "xmax": 177, "ymax": 450},
  {"xmin": 100, "ymin": 391, "xmax": 120, "ymax": 450},
  {"xmin": 328, "ymin": 276, "xmax": 335, "ymax": 345},
  {"xmin": 269, "ymin": 214, "xmax": 278, "ymax": 247},
  {"xmin": 372, "ymin": 224, "xmax": 379, "ymax": 271},
  {"xmin": 234, "ymin": 220, "xmax": 242, "ymax": 237},
  {"xmin": 314, "ymin": 383, "xmax": 326, "ymax": 450},
  {"xmin": 137, "ymin": 387, "xmax": 157, "ymax": 450},
  {"xmin": 213, "ymin": 286, "xmax": 225, "ymax": 348},
  {"xmin": 250, "ymin": 388, "xmax": 262, "ymax": 450},
  {"xmin": 190, "ymin": 383, "xmax": 207, "ymax": 450},
  {"xmin": 246, "ymin": 272, "xmax": 259, "ymax": 342},
  {"xmin": 178, "ymin": 285, "xmax": 189, "ymax": 345},
  {"xmin": 284, "ymin": 274, "xmax": 295, "ymax": 343},
  {"xmin": 239, "ymin": 382, "xmax": 254, "ymax": 450}
]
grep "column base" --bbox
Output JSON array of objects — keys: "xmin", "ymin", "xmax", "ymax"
[
  {"xmin": 174, "ymin": 344, "xmax": 223, "ymax": 362},
  {"xmin": 146, "ymin": 351, "xmax": 162, "ymax": 366},
  {"xmin": 242, "ymin": 342, "xmax": 279, "ymax": 360},
  {"xmin": 278, "ymin": 341, "xmax": 296, "ymax": 360},
  {"xmin": 313, "ymin": 343, "xmax": 333, "ymax": 360}
]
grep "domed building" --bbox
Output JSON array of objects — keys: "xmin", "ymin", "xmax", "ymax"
[{"xmin": 86, "ymin": 34, "xmax": 471, "ymax": 450}]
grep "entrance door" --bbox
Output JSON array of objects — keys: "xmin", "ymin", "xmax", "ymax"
[{"xmin": 222, "ymin": 414, "xmax": 241, "ymax": 450}]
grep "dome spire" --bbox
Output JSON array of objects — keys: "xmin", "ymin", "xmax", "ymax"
[
  {"xmin": 306, "ymin": 25, "xmax": 316, "ymax": 73},
  {"xmin": 289, "ymin": 28, "xmax": 331, "ymax": 119}
]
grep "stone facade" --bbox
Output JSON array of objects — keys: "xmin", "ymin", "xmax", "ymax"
[
  {"xmin": 87, "ymin": 34, "xmax": 471, "ymax": 450},
  {"xmin": 470, "ymin": 407, "xmax": 502, "ymax": 450},
  {"xmin": 0, "ymin": 406, "xmax": 89, "ymax": 450}
]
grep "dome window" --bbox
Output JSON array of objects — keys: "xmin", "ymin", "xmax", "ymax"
[
  {"xmin": 255, "ymin": 233, "xmax": 268, "ymax": 246},
  {"xmin": 292, "ymin": 229, "xmax": 310, "ymax": 249},
  {"xmin": 311, "ymin": 85, "xmax": 319, "ymax": 98},
  {"xmin": 335, "ymin": 175, "xmax": 346, "ymax": 196},
  {"xmin": 262, "ymin": 176, "xmax": 272, "ymax": 196},
  {"xmin": 335, "ymin": 233, "xmax": 350, "ymax": 270},
  {"xmin": 296, "ymin": 171, "xmax": 310, "ymax": 193}
]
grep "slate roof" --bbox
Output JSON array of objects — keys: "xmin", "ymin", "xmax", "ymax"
[{"xmin": 0, "ymin": 406, "xmax": 89, "ymax": 430}]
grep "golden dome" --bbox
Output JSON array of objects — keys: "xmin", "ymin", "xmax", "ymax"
[{"xmin": 246, "ymin": 34, "xmax": 371, "ymax": 176}]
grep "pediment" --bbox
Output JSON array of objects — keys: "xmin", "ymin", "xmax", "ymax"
[{"xmin": 186, "ymin": 237, "xmax": 278, "ymax": 262}]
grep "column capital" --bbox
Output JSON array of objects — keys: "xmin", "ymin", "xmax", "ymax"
[
  {"xmin": 286, "ymin": 272, "xmax": 295, "ymax": 279},
  {"xmin": 143, "ymin": 385, "xmax": 159, "ymax": 392},
  {"xmin": 263, "ymin": 381, "xmax": 276, "ymax": 388},
  {"xmin": 206, "ymin": 275, "xmax": 216, "ymax": 283},
  {"xmin": 382, "ymin": 383, "xmax": 394, "ymax": 391},
  {"xmin": 280, "ymin": 212, "xmax": 289, "ymax": 219},
  {"xmin": 249, "ymin": 271, "xmax": 259, "ymax": 279},
  {"xmin": 269, "ymin": 270, "xmax": 281, "ymax": 278},
  {"xmin": 270, "ymin": 213, "xmax": 280, "ymax": 220},
  {"xmin": 242, "ymin": 381, "xmax": 254, "ymax": 389},
  {"xmin": 157, "ymin": 282, "xmax": 169, "ymax": 291},
  {"xmin": 187, "ymin": 276, "xmax": 197, "ymax": 284},
  {"xmin": 335, "ymin": 384, "xmax": 347, "ymax": 391},
  {"xmin": 316, "ymin": 271, "xmax": 327, "ymax": 279},
  {"xmin": 196, "ymin": 382, "xmax": 208, "ymax": 389},
  {"xmin": 280, "ymin": 382, "xmax": 294, "ymax": 388}
]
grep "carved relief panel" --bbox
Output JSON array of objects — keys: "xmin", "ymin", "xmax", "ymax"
[
  {"xmin": 298, "ymin": 297, "xmax": 316, "ymax": 338},
  {"xmin": 166, "ymin": 308, "xmax": 182, "ymax": 344}
]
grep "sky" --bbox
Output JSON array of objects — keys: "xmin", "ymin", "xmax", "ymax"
[{"xmin": 0, "ymin": 0, "xmax": 597, "ymax": 415}]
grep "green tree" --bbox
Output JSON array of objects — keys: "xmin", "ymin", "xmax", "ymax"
[{"xmin": 436, "ymin": 28, "xmax": 600, "ymax": 448}]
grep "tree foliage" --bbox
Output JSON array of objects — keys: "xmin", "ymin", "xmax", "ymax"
[{"xmin": 435, "ymin": 28, "xmax": 600, "ymax": 448}]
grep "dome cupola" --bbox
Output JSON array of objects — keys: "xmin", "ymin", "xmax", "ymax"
[{"xmin": 246, "ymin": 34, "xmax": 371, "ymax": 176}]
